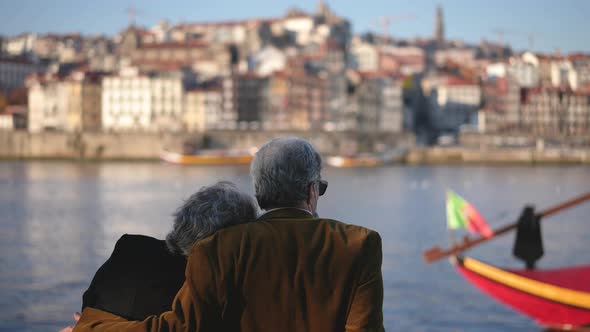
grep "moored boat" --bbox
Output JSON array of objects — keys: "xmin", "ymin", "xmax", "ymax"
[
  {"xmin": 325, "ymin": 148, "xmax": 408, "ymax": 168},
  {"xmin": 324, "ymin": 155, "xmax": 384, "ymax": 167},
  {"xmin": 160, "ymin": 149, "xmax": 255, "ymax": 165}
]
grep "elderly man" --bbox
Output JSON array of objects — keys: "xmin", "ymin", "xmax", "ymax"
[{"xmin": 74, "ymin": 137, "xmax": 384, "ymax": 332}]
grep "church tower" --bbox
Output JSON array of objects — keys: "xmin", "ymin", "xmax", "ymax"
[
  {"xmin": 317, "ymin": 0, "xmax": 331, "ymax": 19},
  {"xmin": 435, "ymin": 5, "xmax": 445, "ymax": 45}
]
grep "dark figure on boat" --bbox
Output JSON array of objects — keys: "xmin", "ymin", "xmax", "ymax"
[{"xmin": 513, "ymin": 205, "xmax": 544, "ymax": 269}]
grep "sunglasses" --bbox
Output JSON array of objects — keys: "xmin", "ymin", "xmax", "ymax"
[{"xmin": 316, "ymin": 179, "xmax": 328, "ymax": 196}]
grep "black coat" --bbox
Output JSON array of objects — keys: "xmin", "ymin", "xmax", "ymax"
[{"xmin": 82, "ymin": 234, "xmax": 187, "ymax": 320}]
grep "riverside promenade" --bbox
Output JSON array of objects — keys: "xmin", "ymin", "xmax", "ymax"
[{"xmin": 0, "ymin": 130, "xmax": 589, "ymax": 164}]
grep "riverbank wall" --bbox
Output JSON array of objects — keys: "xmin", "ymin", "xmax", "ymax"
[
  {"xmin": 405, "ymin": 147, "xmax": 590, "ymax": 165},
  {"xmin": 0, "ymin": 130, "xmax": 414, "ymax": 160}
]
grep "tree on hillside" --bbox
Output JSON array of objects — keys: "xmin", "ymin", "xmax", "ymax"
[
  {"xmin": 7, "ymin": 88, "xmax": 28, "ymax": 105},
  {"xmin": 0, "ymin": 92, "xmax": 7, "ymax": 111}
]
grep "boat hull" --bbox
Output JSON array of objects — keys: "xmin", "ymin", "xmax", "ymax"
[
  {"xmin": 324, "ymin": 156, "xmax": 384, "ymax": 168},
  {"xmin": 325, "ymin": 149, "xmax": 408, "ymax": 168},
  {"xmin": 456, "ymin": 257, "xmax": 590, "ymax": 329},
  {"xmin": 160, "ymin": 151, "xmax": 253, "ymax": 165}
]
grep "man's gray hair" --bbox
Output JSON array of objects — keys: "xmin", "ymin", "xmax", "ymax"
[
  {"xmin": 250, "ymin": 137, "xmax": 322, "ymax": 210},
  {"xmin": 165, "ymin": 181, "xmax": 258, "ymax": 256}
]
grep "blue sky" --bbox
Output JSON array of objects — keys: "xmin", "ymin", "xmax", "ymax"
[{"xmin": 0, "ymin": 0, "xmax": 588, "ymax": 53}]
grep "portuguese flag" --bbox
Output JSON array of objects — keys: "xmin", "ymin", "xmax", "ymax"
[{"xmin": 446, "ymin": 190, "xmax": 494, "ymax": 238}]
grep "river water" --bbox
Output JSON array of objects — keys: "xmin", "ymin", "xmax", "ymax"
[{"xmin": 0, "ymin": 161, "xmax": 588, "ymax": 331}]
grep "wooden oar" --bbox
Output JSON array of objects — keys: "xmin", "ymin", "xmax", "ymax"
[{"xmin": 423, "ymin": 191, "xmax": 590, "ymax": 264}]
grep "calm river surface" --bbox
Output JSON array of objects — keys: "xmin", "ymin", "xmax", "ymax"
[{"xmin": 0, "ymin": 161, "xmax": 589, "ymax": 331}]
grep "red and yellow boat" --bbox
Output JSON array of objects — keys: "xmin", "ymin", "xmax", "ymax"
[
  {"xmin": 456, "ymin": 256, "xmax": 590, "ymax": 329},
  {"xmin": 424, "ymin": 192, "xmax": 590, "ymax": 331}
]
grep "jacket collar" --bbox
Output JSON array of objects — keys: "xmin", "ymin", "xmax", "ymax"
[{"xmin": 257, "ymin": 207, "xmax": 314, "ymax": 221}]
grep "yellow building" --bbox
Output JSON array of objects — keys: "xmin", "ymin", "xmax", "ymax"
[
  {"xmin": 63, "ymin": 71, "xmax": 103, "ymax": 132},
  {"xmin": 184, "ymin": 89, "xmax": 205, "ymax": 132},
  {"xmin": 184, "ymin": 84, "xmax": 223, "ymax": 132}
]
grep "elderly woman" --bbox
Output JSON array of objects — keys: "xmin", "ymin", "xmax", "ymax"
[{"xmin": 78, "ymin": 181, "xmax": 257, "ymax": 322}]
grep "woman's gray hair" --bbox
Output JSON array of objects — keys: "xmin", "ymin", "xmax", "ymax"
[
  {"xmin": 250, "ymin": 137, "xmax": 322, "ymax": 210},
  {"xmin": 165, "ymin": 181, "xmax": 258, "ymax": 256}
]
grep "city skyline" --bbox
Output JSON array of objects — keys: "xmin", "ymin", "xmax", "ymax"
[{"xmin": 1, "ymin": 0, "xmax": 589, "ymax": 54}]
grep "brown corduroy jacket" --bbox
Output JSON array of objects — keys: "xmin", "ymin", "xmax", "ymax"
[{"xmin": 74, "ymin": 208, "xmax": 384, "ymax": 332}]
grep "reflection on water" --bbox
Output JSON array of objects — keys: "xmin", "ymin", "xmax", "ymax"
[{"xmin": 0, "ymin": 162, "xmax": 588, "ymax": 331}]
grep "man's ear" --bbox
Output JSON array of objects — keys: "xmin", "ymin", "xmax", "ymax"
[{"xmin": 307, "ymin": 182, "xmax": 318, "ymax": 206}]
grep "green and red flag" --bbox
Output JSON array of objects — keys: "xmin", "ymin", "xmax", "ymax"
[{"xmin": 446, "ymin": 190, "xmax": 494, "ymax": 238}]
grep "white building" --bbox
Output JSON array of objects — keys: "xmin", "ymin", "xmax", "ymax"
[
  {"xmin": 551, "ymin": 60, "xmax": 573, "ymax": 88},
  {"xmin": 150, "ymin": 20, "xmax": 173, "ymax": 43},
  {"xmin": 488, "ymin": 53, "xmax": 541, "ymax": 88},
  {"xmin": 0, "ymin": 114, "xmax": 12, "ymax": 129},
  {"xmin": 510, "ymin": 52, "xmax": 540, "ymax": 88},
  {"xmin": 102, "ymin": 67, "xmax": 185, "ymax": 132},
  {"xmin": 486, "ymin": 62, "xmax": 508, "ymax": 78},
  {"xmin": 0, "ymin": 57, "xmax": 39, "ymax": 92},
  {"xmin": 349, "ymin": 39, "xmax": 379, "ymax": 72},
  {"xmin": 511, "ymin": 62, "xmax": 540, "ymax": 88},
  {"xmin": 282, "ymin": 13, "xmax": 315, "ymax": 45},
  {"xmin": 436, "ymin": 83, "xmax": 481, "ymax": 106},
  {"xmin": 249, "ymin": 46, "xmax": 286, "ymax": 76},
  {"xmin": 568, "ymin": 56, "xmax": 590, "ymax": 91},
  {"xmin": 27, "ymin": 70, "xmax": 104, "ymax": 132},
  {"xmin": 549, "ymin": 57, "xmax": 590, "ymax": 91},
  {"xmin": 2, "ymin": 34, "xmax": 37, "ymax": 56},
  {"xmin": 429, "ymin": 77, "xmax": 482, "ymax": 132},
  {"xmin": 27, "ymin": 75, "xmax": 67, "ymax": 132}
]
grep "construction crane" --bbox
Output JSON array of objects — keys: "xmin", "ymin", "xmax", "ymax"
[
  {"xmin": 126, "ymin": 6, "xmax": 140, "ymax": 26},
  {"xmin": 491, "ymin": 28, "xmax": 516, "ymax": 61},
  {"xmin": 492, "ymin": 29, "xmax": 540, "ymax": 57},
  {"xmin": 527, "ymin": 32, "xmax": 538, "ymax": 51},
  {"xmin": 374, "ymin": 14, "xmax": 416, "ymax": 44}
]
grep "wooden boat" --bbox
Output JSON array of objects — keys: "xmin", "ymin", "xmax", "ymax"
[
  {"xmin": 160, "ymin": 149, "xmax": 254, "ymax": 165},
  {"xmin": 424, "ymin": 192, "xmax": 590, "ymax": 330},
  {"xmin": 324, "ymin": 155, "xmax": 384, "ymax": 167},
  {"xmin": 455, "ymin": 256, "xmax": 590, "ymax": 329},
  {"xmin": 325, "ymin": 148, "xmax": 407, "ymax": 168}
]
